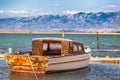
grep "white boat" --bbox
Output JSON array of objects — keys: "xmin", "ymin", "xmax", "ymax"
[{"xmin": 5, "ymin": 38, "xmax": 91, "ymax": 74}]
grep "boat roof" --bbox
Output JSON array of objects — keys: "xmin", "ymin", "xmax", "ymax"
[
  {"xmin": 32, "ymin": 37, "xmax": 84, "ymax": 44},
  {"xmin": 32, "ymin": 37, "xmax": 74, "ymax": 42}
]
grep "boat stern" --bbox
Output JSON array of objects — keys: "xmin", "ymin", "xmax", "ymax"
[{"xmin": 5, "ymin": 54, "xmax": 49, "ymax": 74}]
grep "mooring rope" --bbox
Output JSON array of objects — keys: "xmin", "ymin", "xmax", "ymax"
[{"xmin": 27, "ymin": 55, "xmax": 39, "ymax": 80}]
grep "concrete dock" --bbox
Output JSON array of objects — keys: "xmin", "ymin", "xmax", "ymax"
[{"xmin": 90, "ymin": 56, "xmax": 120, "ymax": 64}]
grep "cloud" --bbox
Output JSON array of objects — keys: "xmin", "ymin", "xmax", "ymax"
[
  {"xmin": 0, "ymin": 10, "xmax": 4, "ymax": 13},
  {"xmin": 0, "ymin": 10, "xmax": 54, "ymax": 18},
  {"xmin": 9, "ymin": 10, "xmax": 29, "ymax": 14},
  {"xmin": 101, "ymin": 5, "xmax": 120, "ymax": 10},
  {"xmin": 62, "ymin": 10, "xmax": 79, "ymax": 15}
]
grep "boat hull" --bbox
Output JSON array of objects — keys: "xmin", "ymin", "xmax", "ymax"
[
  {"xmin": 47, "ymin": 54, "xmax": 90, "ymax": 73},
  {"xmin": 5, "ymin": 54, "xmax": 90, "ymax": 74}
]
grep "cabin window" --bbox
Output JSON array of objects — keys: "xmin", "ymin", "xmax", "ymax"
[
  {"xmin": 73, "ymin": 45, "xmax": 78, "ymax": 51},
  {"xmin": 78, "ymin": 46, "xmax": 82, "ymax": 51},
  {"xmin": 43, "ymin": 43, "xmax": 48, "ymax": 51},
  {"xmin": 50, "ymin": 43, "xmax": 61, "ymax": 50}
]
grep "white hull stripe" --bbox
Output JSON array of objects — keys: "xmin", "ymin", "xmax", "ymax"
[{"xmin": 49, "ymin": 57, "xmax": 90, "ymax": 65}]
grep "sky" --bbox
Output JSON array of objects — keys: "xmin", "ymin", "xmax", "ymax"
[{"xmin": 0, "ymin": 0, "xmax": 120, "ymax": 14}]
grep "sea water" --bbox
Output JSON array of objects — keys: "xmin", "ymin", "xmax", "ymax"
[{"xmin": 0, "ymin": 33, "xmax": 120, "ymax": 80}]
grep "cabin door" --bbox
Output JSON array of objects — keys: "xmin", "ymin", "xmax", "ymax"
[{"xmin": 32, "ymin": 40, "xmax": 43, "ymax": 55}]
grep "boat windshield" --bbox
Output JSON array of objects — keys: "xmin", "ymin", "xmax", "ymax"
[
  {"xmin": 73, "ymin": 43, "xmax": 85, "ymax": 54},
  {"xmin": 43, "ymin": 42, "xmax": 61, "ymax": 56}
]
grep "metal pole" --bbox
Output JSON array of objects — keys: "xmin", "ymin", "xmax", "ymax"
[
  {"xmin": 18, "ymin": 44, "xmax": 20, "ymax": 53},
  {"xmin": 62, "ymin": 29, "xmax": 65, "ymax": 38},
  {"xmin": 96, "ymin": 32, "xmax": 100, "ymax": 49}
]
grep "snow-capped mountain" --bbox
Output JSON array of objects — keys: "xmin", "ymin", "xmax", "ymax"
[{"xmin": 0, "ymin": 11, "xmax": 120, "ymax": 30}]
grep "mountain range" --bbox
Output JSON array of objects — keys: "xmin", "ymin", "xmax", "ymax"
[{"xmin": 0, "ymin": 11, "xmax": 120, "ymax": 31}]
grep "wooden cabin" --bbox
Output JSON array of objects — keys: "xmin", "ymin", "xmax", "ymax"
[{"xmin": 32, "ymin": 38, "xmax": 85, "ymax": 56}]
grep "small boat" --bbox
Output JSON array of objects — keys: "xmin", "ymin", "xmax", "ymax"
[{"xmin": 5, "ymin": 38, "xmax": 91, "ymax": 74}]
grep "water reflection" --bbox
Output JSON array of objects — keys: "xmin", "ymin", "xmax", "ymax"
[{"xmin": 8, "ymin": 67, "xmax": 90, "ymax": 80}]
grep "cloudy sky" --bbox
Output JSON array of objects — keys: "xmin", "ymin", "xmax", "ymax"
[{"xmin": 0, "ymin": 0, "xmax": 120, "ymax": 14}]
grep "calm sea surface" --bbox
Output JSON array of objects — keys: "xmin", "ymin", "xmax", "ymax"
[{"xmin": 0, "ymin": 33, "xmax": 120, "ymax": 80}]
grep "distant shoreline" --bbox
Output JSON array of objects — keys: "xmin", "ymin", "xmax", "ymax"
[
  {"xmin": 0, "ymin": 31, "xmax": 120, "ymax": 35},
  {"xmin": 0, "ymin": 29, "xmax": 120, "ymax": 35}
]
